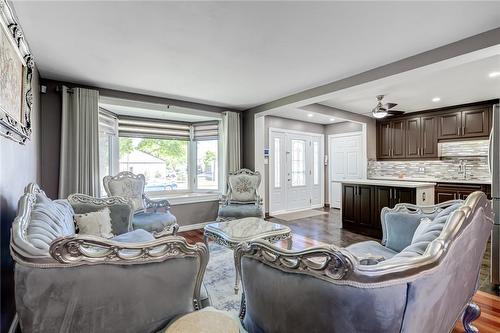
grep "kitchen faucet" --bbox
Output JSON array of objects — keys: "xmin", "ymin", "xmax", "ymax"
[{"xmin": 457, "ymin": 160, "xmax": 469, "ymax": 180}]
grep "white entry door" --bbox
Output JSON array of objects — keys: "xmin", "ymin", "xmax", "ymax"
[
  {"xmin": 287, "ymin": 134, "xmax": 310, "ymax": 211},
  {"xmin": 269, "ymin": 129, "xmax": 324, "ymax": 214},
  {"xmin": 329, "ymin": 133, "xmax": 364, "ymax": 208}
]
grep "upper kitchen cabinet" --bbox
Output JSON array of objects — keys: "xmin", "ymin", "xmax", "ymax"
[
  {"xmin": 461, "ymin": 105, "xmax": 490, "ymax": 137},
  {"xmin": 376, "ymin": 100, "xmax": 495, "ymax": 160},
  {"xmin": 437, "ymin": 110, "xmax": 462, "ymax": 139},
  {"xmin": 405, "ymin": 115, "xmax": 438, "ymax": 159},
  {"xmin": 438, "ymin": 104, "xmax": 491, "ymax": 139},
  {"xmin": 377, "ymin": 119, "xmax": 405, "ymax": 159}
]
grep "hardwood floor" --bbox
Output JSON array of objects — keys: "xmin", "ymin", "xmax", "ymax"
[{"xmin": 179, "ymin": 208, "xmax": 500, "ymax": 333}]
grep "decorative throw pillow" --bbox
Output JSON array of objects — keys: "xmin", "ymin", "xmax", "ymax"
[
  {"xmin": 411, "ymin": 217, "xmax": 432, "ymax": 244},
  {"xmin": 229, "ymin": 175, "xmax": 259, "ymax": 202},
  {"xmin": 74, "ymin": 207, "xmax": 113, "ymax": 238}
]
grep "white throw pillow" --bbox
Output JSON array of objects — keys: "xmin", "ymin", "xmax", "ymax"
[
  {"xmin": 411, "ymin": 217, "xmax": 432, "ymax": 244},
  {"xmin": 74, "ymin": 207, "xmax": 113, "ymax": 238}
]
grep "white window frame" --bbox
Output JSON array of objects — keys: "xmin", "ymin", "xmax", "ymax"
[{"xmin": 113, "ymin": 134, "xmax": 222, "ymax": 197}]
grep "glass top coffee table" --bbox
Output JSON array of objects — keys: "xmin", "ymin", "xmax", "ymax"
[{"xmin": 204, "ymin": 217, "xmax": 292, "ymax": 293}]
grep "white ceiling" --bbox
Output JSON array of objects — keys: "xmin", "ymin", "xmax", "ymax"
[
  {"xmin": 271, "ymin": 108, "xmax": 345, "ymax": 125},
  {"xmin": 13, "ymin": 1, "xmax": 500, "ymax": 110},
  {"xmin": 319, "ymin": 54, "xmax": 500, "ymax": 116}
]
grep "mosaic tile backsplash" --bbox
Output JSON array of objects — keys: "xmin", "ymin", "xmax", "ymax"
[{"xmin": 368, "ymin": 140, "xmax": 491, "ymax": 181}]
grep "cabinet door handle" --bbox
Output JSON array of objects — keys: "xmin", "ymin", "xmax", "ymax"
[
  {"xmin": 457, "ymin": 127, "xmax": 460, "ymax": 136},
  {"xmin": 462, "ymin": 126, "xmax": 465, "ymax": 135}
]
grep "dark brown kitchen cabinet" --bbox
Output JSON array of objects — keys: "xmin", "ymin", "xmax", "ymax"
[
  {"xmin": 377, "ymin": 120, "xmax": 405, "ymax": 159},
  {"xmin": 378, "ymin": 122, "xmax": 392, "ymax": 159},
  {"xmin": 438, "ymin": 105, "xmax": 491, "ymax": 139},
  {"xmin": 391, "ymin": 120, "xmax": 406, "ymax": 158},
  {"xmin": 404, "ymin": 116, "xmax": 438, "ymax": 159},
  {"xmin": 420, "ymin": 116, "xmax": 438, "ymax": 158},
  {"xmin": 435, "ymin": 183, "xmax": 491, "ymax": 204},
  {"xmin": 405, "ymin": 117, "xmax": 420, "ymax": 158},
  {"xmin": 376, "ymin": 101, "xmax": 495, "ymax": 160},
  {"xmin": 342, "ymin": 184, "xmax": 417, "ymax": 239},
  {"xmin": 438, "ymin": 111, "xmax": 462, "ymax": 139},
  {"xmin": 461, "ymin": 105, "xmax": 490, "ymax": 137}
]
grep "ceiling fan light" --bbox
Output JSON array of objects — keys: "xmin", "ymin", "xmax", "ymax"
[{"xmin": 373, "ymin": 109, "xmax": 388, "ymax": 118}]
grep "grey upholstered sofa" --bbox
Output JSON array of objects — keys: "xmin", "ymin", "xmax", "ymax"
[
  {"xmin": 218, "ymin": 169, "xmax": 264, "ymax": 221},
  {"xmin": 10, "ymin": 183, "xmax": 208, "ymax": 333},
  {"xmin": 236, "ymin": 192, "xmax": 493, "ymax": 333},
  {"xmin": 103, "ymin": 171, "xmax": 178, "ymax": 235}
]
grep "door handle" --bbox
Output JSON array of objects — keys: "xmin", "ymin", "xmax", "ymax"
[{"xmin": 457, "ymin": 127, "xmax": 460, "ymax": 136}]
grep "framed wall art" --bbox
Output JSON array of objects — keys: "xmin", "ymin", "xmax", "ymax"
[{"xmin": 0, "ymin": 0, "xmax": 34, "ymax": 144}]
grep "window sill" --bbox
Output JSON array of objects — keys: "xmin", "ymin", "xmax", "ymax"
[{"xmin": 148, "ymin": 192, "xmax": 220, "ymax": 205}]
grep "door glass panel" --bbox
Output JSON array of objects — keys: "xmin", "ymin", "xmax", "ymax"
[
  {"xmin": 313, "ymin": 141, "xmax": 319, "ymax": 185},
  {"xmin": 291, "ymin": 139, "xmax": 306, "ymax": 186},
  {"xmin": 274, "ymin": 138, "xmax": 280, "ymax": 188}
]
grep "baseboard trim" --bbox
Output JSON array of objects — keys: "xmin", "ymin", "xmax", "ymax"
[{"xmin": 178, "ymin": 221, "xmax": 213, "ymax": 232}]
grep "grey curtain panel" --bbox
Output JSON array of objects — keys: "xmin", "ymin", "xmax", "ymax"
[
  {"xmin": 58, "ymin": 86, "xmax": 100, "ymax": 198},
  {"xmin": 221, "ymin": 111, "xmax": 241, "ymax": 189}
]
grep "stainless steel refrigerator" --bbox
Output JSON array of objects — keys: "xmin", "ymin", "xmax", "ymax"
[{"xmin": 490, "ymin": 104, "xmax": 500, "ymax": 286}]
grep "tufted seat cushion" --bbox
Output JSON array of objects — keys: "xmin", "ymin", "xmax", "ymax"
[
  {"xmin": 133, "ymin": 211, "xmax": 177, "ymax": 233},
  {"xmin": 345, "ymin": 240, "xmax": 398, "ymax": 262},
  {"xmin": 27, "ymin": 194, "xmax": 75, "ymax": 252},
  {"xmin": 218, "ymin": 204, "xmax": 263, "ymax": 219}
]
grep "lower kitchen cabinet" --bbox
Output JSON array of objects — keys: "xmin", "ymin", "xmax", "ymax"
[
  {"xmin": 435, "ymin": 183, "xmax": 491, "ymax": 203},
  {"xmin": 342, "ymin": 184, "xmax": 417, "ymax": 239}
]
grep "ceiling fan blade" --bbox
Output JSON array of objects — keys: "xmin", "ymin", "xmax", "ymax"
[
  {"xmin": 384, "ymin": 102, "xmax": 398, "ymax": 110},
  {"xmin": 387, "ymin": 110, "xmax": 405, "ymax": 115}
]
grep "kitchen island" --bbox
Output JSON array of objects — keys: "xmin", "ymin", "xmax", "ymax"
[{"xmin": 341, "ymin": 179, "xmax": 435, "ymax": 238}]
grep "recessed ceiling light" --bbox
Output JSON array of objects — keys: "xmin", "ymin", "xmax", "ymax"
[
  {"xmin": 432, "ymin": 97, "xmax": 441, "ymax": 102},
  {"xmin": 489, "ymin": 71, "xmax": 500, "ymax": 78},
  {"xmin": 307, "ymin": 113, "xmax": 313, "ymax": 117},
  {"xmin": 330, "ymin": 118, "xmax": 335, "ymax": 122}
]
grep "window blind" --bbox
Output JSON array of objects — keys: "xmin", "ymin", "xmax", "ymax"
[
  {"xmin": 118, "ymin": 116, "xmax": 191, "ymax": 140},
  {"xmin": 193, "ymin": 121, "xmax": 219, "ymax": 141},
  {"xmin": 99, "ymin": 109, "xmax": 118, "ymax": 136}
]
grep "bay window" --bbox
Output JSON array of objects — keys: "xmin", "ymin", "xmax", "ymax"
[{"xmin": 99, "ymin": 113, "xmax": 221, "ymax": 195}]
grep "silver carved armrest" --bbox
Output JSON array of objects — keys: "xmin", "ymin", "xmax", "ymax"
[
  {"xmin": 49, "ymin": 235, "xmax": 208, "ymax": 310},
  {"xmin": 144, "ymin": 194, "xmax": 171, "ymax": 212},
  {"xmin": 235, "ymin": 240, "xmax": 355, "ymax": 320},
  {"xmin": 219, "ymin": 194, "xmax": 229, "ymax": 206}
]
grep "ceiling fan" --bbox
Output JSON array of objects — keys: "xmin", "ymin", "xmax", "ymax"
[{"xmin": 370, "ymin": 95, "xmax": 405, "ymax": 119}]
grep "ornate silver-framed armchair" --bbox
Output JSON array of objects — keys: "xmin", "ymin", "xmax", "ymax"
[
  {"xmin": 103, "ymin": 171, "xmax": 178, "ymax": 236},
  {"xmin": 217, "ymin": 169, "xmax": 263, "ymax": 221},
  {"xmin": 10, "ymin": 183, "xmax": 209, "ymax": 333},
  {"xmin": 235, "ymin": 192, "xmax": 493, "ymax": 333}
]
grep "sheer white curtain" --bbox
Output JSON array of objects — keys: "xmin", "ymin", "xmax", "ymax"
[
  {"xmin": 58, "ymin": 86, "xmax": 100, "ymax": 198},
  {"xmin": 221, "ymin": 111, "xmax": 241, "ymax": 190}
]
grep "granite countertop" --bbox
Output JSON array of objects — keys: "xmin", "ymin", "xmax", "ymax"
[
  {"xmin": 368, "ymin": 176, "xmax": 491, "ymax": 185},
  {"xmin": 341, "ymin": 179, "xmax": 436, "ymax": 188}
]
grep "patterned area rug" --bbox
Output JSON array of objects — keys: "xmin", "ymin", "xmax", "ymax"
[{"xmin": 203, "ymin": 243, "xmax": 242, "ymax": 315}]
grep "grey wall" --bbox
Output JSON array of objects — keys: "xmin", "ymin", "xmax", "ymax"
[
  {"xmin": 171, "ymin": 201, "xmax": 219, "ymax": 227},
  {"xmin": 324, "ymin": 121, "xmax": 362, "ymax": 135},
  {"xmin": 242, "ymin": 109, "xmax": 256, "ymax": 170},
  {"xmin": 1, "ymin": 70, "xmax": 41, "ymax": 332}
]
